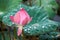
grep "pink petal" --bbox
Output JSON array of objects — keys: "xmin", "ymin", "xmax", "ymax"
[
  {"xmin": 19, "ymin": 8, "xmax": 32, "ymax": 25},
  {"xmin": 20, "ymin": 8, "xmax": 31, "ymax": 21},
  {"xmin": 22, "ymin": 17, "xmax": 28, "ymax": 26},
  {"xmin": 17, "ymin": 28, "xmax": 22, "ymax": 36},
  {"xmin": 14, "ymin": 12, "xmax": 21, "ymax": 24},
  {"xmin": 10, "ymin": 16, "xmax": 14, "ymax": 22},
  {"xmin": 14, "ymin": 8, "xmax": 28, "ymax": 25}
]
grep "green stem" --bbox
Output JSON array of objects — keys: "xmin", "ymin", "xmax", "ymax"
[{"xmin": 13, "ymin": 27, "xmax": 17, "ymax": 40}]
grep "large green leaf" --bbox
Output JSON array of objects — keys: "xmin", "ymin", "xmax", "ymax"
[
  {"xmin": 32, "ymin": 0, "xmax": 58, "ymax": 19},
  {"xmin": 23, "ymin": 19, "xmax": 59, "ymax": 36},
  {"xmin": 2, "ymin": 4, "xmax": 59, "ymax": 36}
]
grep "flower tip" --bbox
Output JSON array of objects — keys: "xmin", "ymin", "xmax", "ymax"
[
  {"xmin": 17, "ymin": 28, "xmax": 22, "ymax": 36},
  {"xmin": 20, "ymin": 8, "xmax": 25, "ymax": 10},
  {"xmin": 17, "ymin": 33, "xmax": 20, "ymax": 36}
]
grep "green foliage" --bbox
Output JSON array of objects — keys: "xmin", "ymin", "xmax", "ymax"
[
  {"xmin": 44, "ymin": 6, "xmax": 56, "ymax": 19},
  {"xmin": 0, "ymin": 12, "xmax": 6, "ymax": 21},
  {"xmin": 0, "ymin": 0, "xmax": 8, "ymax": 11},
  {"xmin": 32, "ymin": 0, "xmax": 58, "ymax": 7},
  {"xmin": 7, "ymin": 0, "xmax": 22, "ymax": 10},
  {"xmin": 32, "ymin": 0, "xmax": 58, "ymax": 19},
  {"xmin": 0, "ymin": 0, "xmax": 22, "ymax": 11},
  {"xmin": 32, "ymin": 0, "xmax": 41, "ymax": 6},
  {"xmin": 39, "ymin": 32, "xmax": 60, "ymax": 40},
  {"xmin": 42, "ymin": 0, "xmax": 58, "ymax": 19}
]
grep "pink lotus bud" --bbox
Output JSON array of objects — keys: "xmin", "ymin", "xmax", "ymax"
[
  {"xmin": 14, "ymin": 8, "xmax": 32, "ymax": 26},
  {"xmin": 10, "ymin": 8, "xmax": 32, "ymax": 36}
]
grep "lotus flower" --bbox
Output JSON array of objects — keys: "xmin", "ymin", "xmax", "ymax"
[{"xmin": 10, "ymin": 8, "xmax": 32, "ymax": 36}]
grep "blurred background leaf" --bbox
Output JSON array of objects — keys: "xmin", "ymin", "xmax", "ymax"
[{"xmin": 0, "ymin": 0, "xmax": 22, "ymax": 11}]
